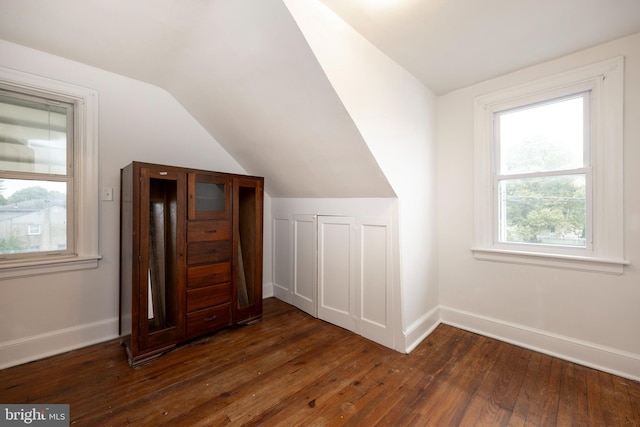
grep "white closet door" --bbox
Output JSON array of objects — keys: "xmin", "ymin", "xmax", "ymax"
[
  {"xmin": 273, "ymin": 213, "xmax": 394, "ymax": 349},
  {"xmin": 291, "ymin": 215, "xmax": 317, "ymax": 317},
  {"xmin": 317, "ymin": 216, "xmax": 357, "ymax": 333},
  {"xmin": 358, "ymin": 217, "xmax": 394, "ymax": 348},
  {"xmin": 272, "ymin": 216, "xmax": 292, "ymax": 303}
]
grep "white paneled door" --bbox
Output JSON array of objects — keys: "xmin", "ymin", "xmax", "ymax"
[
  {"xmin": 357, "ymin": 218, "xmax": 393, "ymax": 348},
  {"xmin": 284, "ymin": 214, "xmax": 394, "ymax": 349},
  {"xmin": 291, "ymin": 215, "xmax": 317, "ymax": 317},
  {"xmin": 317, "ymin": 216, "xmax": 357, "ymax": 333},
  {"xmin": 272, "ymin": 217, "xmax": 291, "ymax": 303}
]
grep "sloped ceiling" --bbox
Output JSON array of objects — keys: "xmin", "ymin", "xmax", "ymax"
[
  {"xmin": 1, "ymin": 0, "xmax": 639, "ymax": 197},
  {"xmin": 0, "ymin": 0, "xmax": 395, "ymax": 198}
]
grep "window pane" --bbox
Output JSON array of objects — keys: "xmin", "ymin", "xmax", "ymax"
[
  {"xmin": 0, "ymin": 179, "xmax": 67, "ymax": 254},
  {"xmin": 498, "ymin": 175, "xmax": 586, "ymax": 247},
  {"xmin": 498, "ymin": 94, "xmax": 586, "ymax": 174},
  {"xmin": 0, "ymin": 94, "xmax": 69, "ymax": 175}
]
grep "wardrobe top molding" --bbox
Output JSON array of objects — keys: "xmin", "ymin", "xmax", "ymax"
[{"xmin": 123, "ymin": 161, "xmax": 265, "ymax": 181}]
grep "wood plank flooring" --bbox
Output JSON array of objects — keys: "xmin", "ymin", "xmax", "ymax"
[{"xmin": 1, "ymin": 298, "xmax": 639, "ymax": 426}]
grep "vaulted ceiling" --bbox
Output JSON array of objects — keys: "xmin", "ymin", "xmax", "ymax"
[{"xmin": 1, "ymin": 0, "xmax": 639, "ymax": 197}]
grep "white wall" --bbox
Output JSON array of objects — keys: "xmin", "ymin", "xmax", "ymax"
[
  {"xmin": 0, "ymin": 39, "xmax": 266, "ymax": 368},
  {"xmin": 437, "ymin": 32, "xmax": 640, "ymax": 380},
  {"xmin": 283, "ymin": 0, "xmax": 439, "ymax": 352}
]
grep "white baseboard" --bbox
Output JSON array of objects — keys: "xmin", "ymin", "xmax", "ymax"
[
  {"xmin": 439, "ymin": 305, "xmax": 640, "ymax": 382},
  {"xmin": 403, "ymin": 305, "xmax": 440, "ymax": 354},
  {"xmin": 2, "ymin": 288, "xmax": 277, "ymax": 370},
  {"xmin": 0, "ymin": 317, "xmax": 119, "ymax": 370},
  {"xmin": 262, "ymin": 282, "xmax": 274, "ymax": 299},
  {"xmin": 272, "ymin": 282, "xmax": 291, "ymax": 303}
]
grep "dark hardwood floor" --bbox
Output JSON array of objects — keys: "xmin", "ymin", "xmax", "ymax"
[{"xmin": 2, "ymin": 298, "xmax": 639, "ymax": 426}]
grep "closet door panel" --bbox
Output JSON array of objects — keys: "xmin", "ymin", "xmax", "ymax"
[
  {"xmin": 358, "ymin": 218, "xmax": 394, "ymax": 348},
  {"xmin": 291, "ymin": 215, "xmax": 317, "ymax": 317},
  {"xmin": 317, "ymin": 216, "xmax": 356, "ymax": 333},
  {"xmin": 272, "ymin": 216, "xmax": 292, "ymax": 303}
]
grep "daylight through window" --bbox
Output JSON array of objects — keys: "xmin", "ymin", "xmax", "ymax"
[
  {"xmin": 0, "ymin": 90, "xmax": 74, "ymax": 258},
  {"xmin": 494, "ymin": 93, "xmax": 590, "ymax": 249}
]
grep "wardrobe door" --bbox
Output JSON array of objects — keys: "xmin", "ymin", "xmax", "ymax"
[
  {"xmin": 188, "ymin": 173, "xmax": 231, "ymax": 220},
  {"xmin": 233, "ymin": 176, "xmax": 263, "ymax": 323},
  {"xmin": 136, "ymin": 166, "xmax": 186, "ymax": 355}
]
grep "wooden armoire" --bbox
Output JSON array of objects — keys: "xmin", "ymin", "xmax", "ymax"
[{"xmin": 119, "ymin": 162, "xmax": 263, "ymax": 366}]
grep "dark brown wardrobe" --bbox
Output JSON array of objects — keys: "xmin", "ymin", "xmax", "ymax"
[{"xmin": 119, "ymin": 162, "xmax": 263, "ymax": 366}]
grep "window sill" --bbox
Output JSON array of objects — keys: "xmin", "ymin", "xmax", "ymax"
[
  {"xmin": 471, "ymin": 247, "xmax": 628, "ymax": 275},
  {"xmin": 0, "ymin": 255, "xmax": 102, "ymax": 280}
]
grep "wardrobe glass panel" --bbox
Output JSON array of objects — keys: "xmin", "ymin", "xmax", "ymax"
[
  {"xmin": 195, "ymin": 182, "xmax": 225, "ymax": 215},
  {"xmin": 147, "ymin": 178, "xmax": 178, "ymax": 333},
  {"xmin": 237, "ymin": 185, "xmax": 256, "ymax": 309}
]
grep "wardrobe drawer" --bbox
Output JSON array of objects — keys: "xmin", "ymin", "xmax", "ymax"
[
  {"xmin": 186, "ymin": 304, "xmax": 231, "ymax": 337},
  {"xmin": 187, "ymin": 241, "xmax": 231, "ymax": 265},
  {"xmin": 187, "ymin": 283, "xmax": 231, "ymax": 312},
  {"xmin": 187, "ymin": 220, "xmax": 231, "ymax": 242},
  {"xmin": 187, "ymin": 262, "xmax": 231, "ymax": 289}
]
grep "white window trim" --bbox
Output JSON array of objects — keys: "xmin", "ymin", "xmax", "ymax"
[
  {"xmin": 0, "ymin": 67, "xmax": 101, "ymax": 279},
  {"xmin": 472, "ymin": 57, "xmax": 628, "ymax": 275}
]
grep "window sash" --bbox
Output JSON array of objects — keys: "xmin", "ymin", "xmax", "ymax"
[
  {"xmin": 0, "ymin": 92, "xmax": 73, "ymax": 176},
  {"xmin": 494, "ymin": 91, "xmax": 591, "ymax": 175},
  {"xmin": 0, "ymin": 88, "xmax": 75, "ymax": 260},
  {"xmin": 493, "ymin": 167, "xmax": 593, "ymax": 251},
  {"xmin": 491, "ymin": 90, "xmax": 593, "ymax": 254}
]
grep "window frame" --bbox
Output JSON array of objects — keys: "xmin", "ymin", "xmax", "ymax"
[
  {"xmin": 0, "ymin": 66, "xmax": 100, "ymax": 278},
  {"xmin": 472, "ymin": 57, "xmax": 627, "ymax": 274}
]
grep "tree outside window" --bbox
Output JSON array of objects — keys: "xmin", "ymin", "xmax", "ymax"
[{"xmin": 495, "ymin": 93, "xmax": 589, "ymax": 248}]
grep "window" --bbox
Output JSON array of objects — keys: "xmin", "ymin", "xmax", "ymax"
[
  {"xmin": 0, "ymin": 67, "xmax": 99, "ymax": 278},
  {"xmin": 496, "ymin": 93, "xmax": 590, "ymax": 249},
  {"xmin": 473, "ymin": 57, "xmax": 627, "ymax": 274},
  {"xmin": 0, "ymin": 91, "xmax": 74, "ymax": 258}
]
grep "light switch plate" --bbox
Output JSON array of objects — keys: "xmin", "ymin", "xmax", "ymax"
[{"xmin": 102, "ymin": 187, "xmax": 113, "ymax": 201}]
